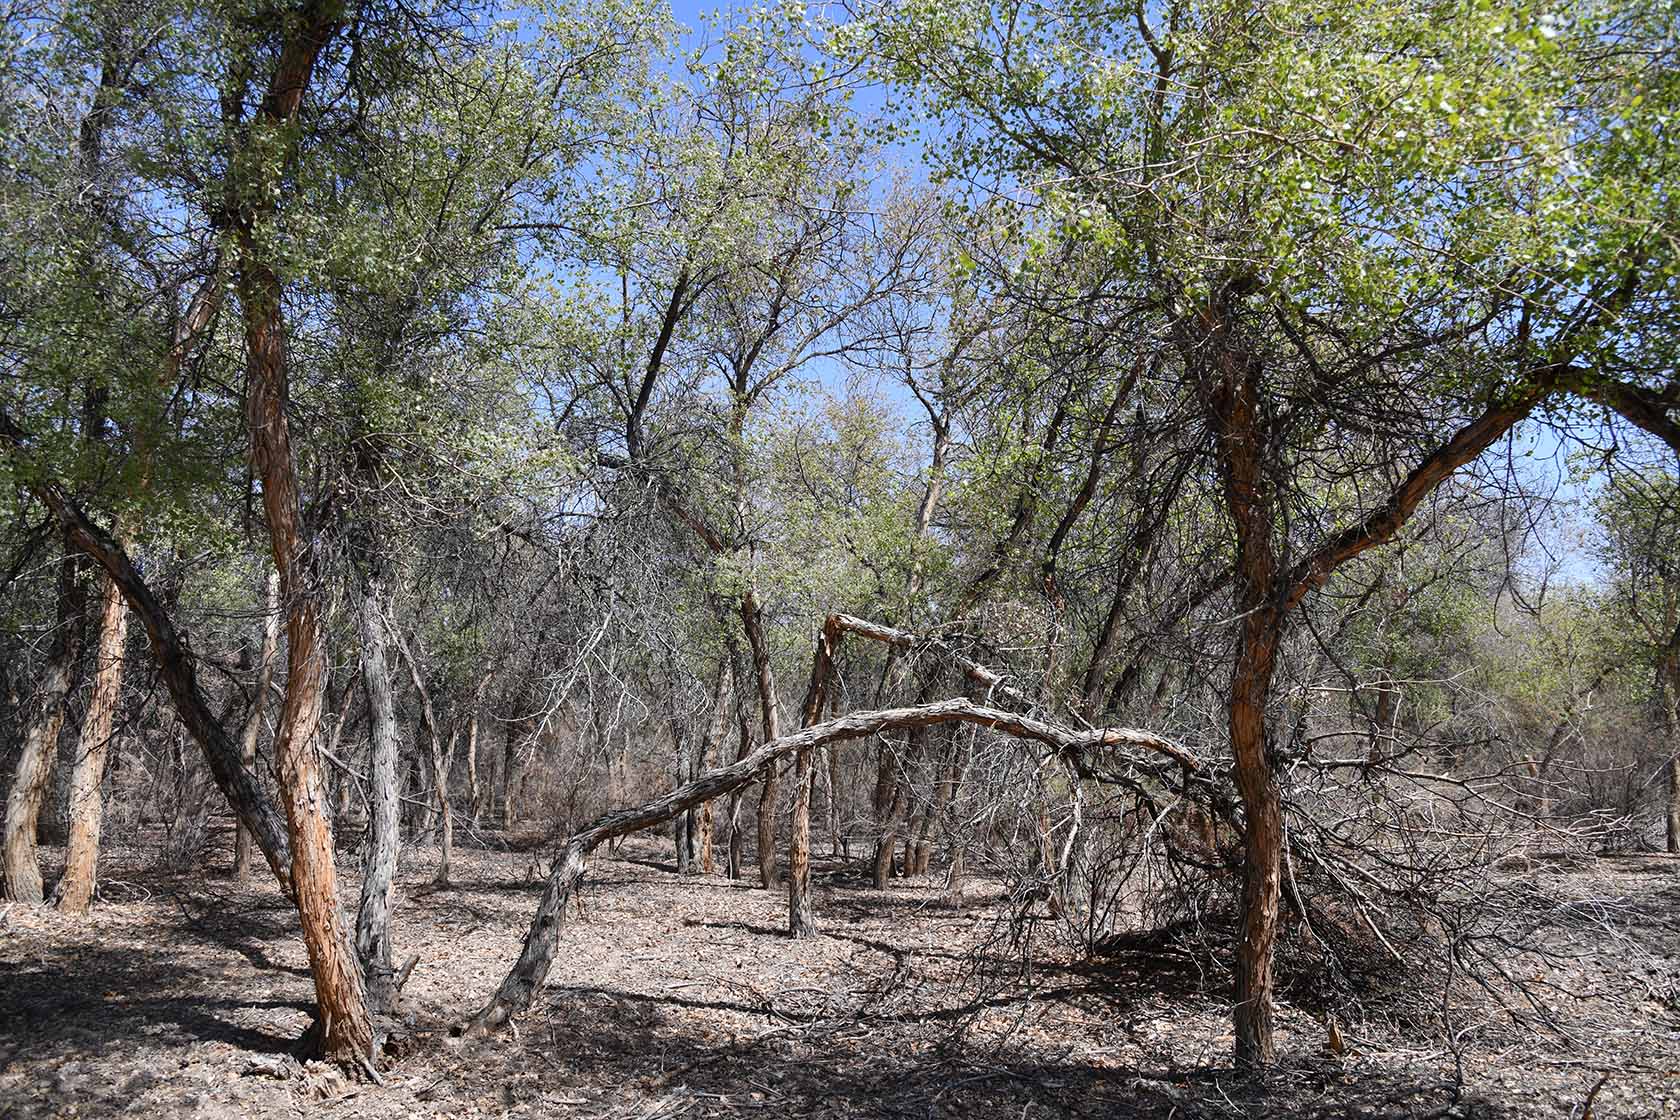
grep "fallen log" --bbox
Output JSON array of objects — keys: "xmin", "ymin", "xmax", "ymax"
[{"xmin": 467, "ymin": 696, "xmax": 1191, "ymax": 1031}]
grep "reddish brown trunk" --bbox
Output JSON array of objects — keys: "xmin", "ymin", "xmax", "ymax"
[
  {"xmin": 1193, "ymin": 300, "xmax": 1283, "ymax": 1069},
  {"xmin": 243, "ymin": 253, "xmax": 372, "ymax": 1060},
  {"xmin": 232, "ymin": 0, "xmax": 369, "ymax": 1053}
]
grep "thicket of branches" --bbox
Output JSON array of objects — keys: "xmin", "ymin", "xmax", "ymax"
[{"xmin": 2, "ymin": 0, "xmax": 1677, "ymax": 1074}]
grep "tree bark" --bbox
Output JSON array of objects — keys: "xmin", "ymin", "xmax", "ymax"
[
  {"xmin": 465, "ymin": 671, "xmax": 492, "ymax": 826},
  {"xmin": 873, "ymin": 747, "xmax": 909, "ymax": 886},
  {"xmin": 229, "ymin": 0, "xmax": 369, "ymax": 1062},
  {"xmin": 2, "ymin": 544, "xmax": 82, "ymax": 903},
  {"xmin": 1662, "ymin": 634, "xmax": 1679, "ymax": 853},
  {"xmin": 788, "ymin": 617, "xmax": 838, "ymax": 938},
  {"xmin": 392, "ymin": 627, "xmax": 449, "ymax": 884},
  {"xmin": 681, "ymin": 660, "xmax": 733, "ymax": 876},
  {"xmin": 242, "ymin": 252, "xmax": 372, "ymax": 1059},
  {"xmin": 726, "ymin": 711, "xmax": 750, "ymax": 879},
  {"xmin": 354, "ymin": 578, "xmax": 402, "ymax": 1014},
  {"xmin": 234, "ymin": 570, "xmax": 281, "ymax": 881},
  {"xmin": 742, "ymin": 589, "xmax": 782, "ymax": 889},
  {"xmin": 910, "ymin": 727, "xmax": 962, "ymax": 877},
  {"xmin": 53, "ymin": 560, "xmax": 130, "ymax": 913}
]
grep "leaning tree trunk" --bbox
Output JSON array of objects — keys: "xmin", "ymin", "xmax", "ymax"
[
  {"xmin": 469, "ymin": 695, "xmax": 1190, "ymax": 1032},
  {"xmin": 234, "ymin": 570, "xmax": 281, "ymax": 881},
  {"xmin": 2, "ymin": 545, "xmax": 82, "ymax": 903},
  {"xmin": 53, "ymin": 562, "xmax": 130, "ymax": 913}
]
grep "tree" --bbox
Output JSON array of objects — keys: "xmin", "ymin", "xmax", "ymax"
[
  {"xmin": 854, "ymin": 0, "xmax": 1680, "ymax": 1065},
  {"xmin": 1593, "ymin": 464, "xmax": 1680, "ymax": 848}
]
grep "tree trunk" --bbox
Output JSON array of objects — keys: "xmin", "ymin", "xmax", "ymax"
[
  {"xmin": 2, "ymin": 545, "xmax": 81, "ymax": 903},
  {"xmin": 1230, "ymin": 628, "xmax": 1283, "ymax": 1069},
  {"xmin": 466, "ymin": 711, "xmax": 482, "ymax": 826},
  {"xmin": 682, "ymin": 660, "xmax": 733, "ymax": 876},
  {"xmin": 1668, "ymin": 753, "xmax": 1680, "ymax": 855},
  {"xmin": 910, "ymin": 727, "xmax": 962, "ymax": 877},
  {"xmin": 354, "ymin": 579, "xmax": 402, "ymax": 1014},
  {"xmin": 826, "ymin": 744, "xmax": 844, "ymax": 859},
  {"xmin": 726, "ymin": 712, "xmax": 750, "ymax": 880},
  {"xmin": 872, "ymin": 741, "xmax": 908, "ymax": 888},
  {"xmin": 1197, "ymin": 306, "xmax": 1285, "ymax": 1070},
  {"xmin": 244, "ymin": 251, "xmax": 372, "ymax": 1060},
  {"xmin": 742, "ymin": 589, "xmax": 782, "ymax": 889},
  {"xmin": 1662, "ymin": 642, "xmax": 1679, "ymax": 853},
  {"xmin": 1653, "ymin": 603, "xmax": 1680, "ymax": 850},
  {"xmin": 789, "ymin": 618, "xmax": 837, "ymax": 938},
  {"xmin": 499, "ymin": 706, "xmax": 523, "ymax": 828},
  {"xmin": 392, "ymin": 628, "xmax": 449, "ymax": 885},
  {"xmin": 234, "ymin": 570, "xmax": 281, "ymax": 881},
  {"xmin": 53, "ymin": 561, "xmax": 130, "ymax": 913}
]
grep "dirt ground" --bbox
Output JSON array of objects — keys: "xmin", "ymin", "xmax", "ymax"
[{"xmin": 2, "ymin": 834, "xmax": 1676, "ymax": 1119}]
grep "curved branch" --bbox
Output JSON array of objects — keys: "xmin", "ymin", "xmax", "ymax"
[{"xmin": 468, "ymin": 695, "xmax": 1189, "ymax": 1030}]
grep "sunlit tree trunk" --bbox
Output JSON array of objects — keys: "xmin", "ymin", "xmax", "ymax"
[
  {"xmin": 53, "ymin": 562, "xmax": 130, "ymax": 913},
  {"xmin": 2, "ymin": 545, "xmax": 81, "ymax": 902}
]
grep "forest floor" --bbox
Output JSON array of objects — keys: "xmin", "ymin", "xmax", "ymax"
[{"xmin": 1, "ymin": 832, "xmax": 1676, "ymax": 1119}]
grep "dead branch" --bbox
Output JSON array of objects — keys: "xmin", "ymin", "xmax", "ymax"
[{"xmin": 467, "ymin": 695, "xmax": 1189, "ymax": 1031}]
